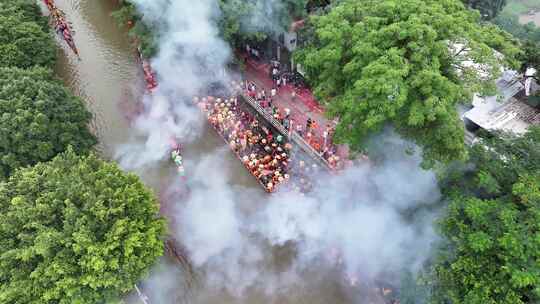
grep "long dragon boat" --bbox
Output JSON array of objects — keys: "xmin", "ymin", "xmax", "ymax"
[
  {"xmin": 43, "ymin": 0, "xmax": 80, "ymax": 58},
  {"xmin": 139, "ymin": 50, "xmax": 158, "ymax": 92}
]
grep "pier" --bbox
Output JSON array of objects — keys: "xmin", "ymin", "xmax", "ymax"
[{"xmin": 239, "ymin": 93, "xmax": 333, "ymax": 171}]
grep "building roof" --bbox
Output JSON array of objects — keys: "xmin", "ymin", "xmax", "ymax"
[{"xmin": 463, "ymin": 72, "xmax": 540, "ymax": 134}]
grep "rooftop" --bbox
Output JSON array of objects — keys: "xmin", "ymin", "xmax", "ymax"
[{"xmin": 463, "ymin": 70, "xmax": 540, "ymax": 134}]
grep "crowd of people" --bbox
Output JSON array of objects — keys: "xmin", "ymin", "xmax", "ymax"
[
  {"xmin": 243, "ymin": 79, "xmax": 346, "ymax": 170},
  {"xmin": 240, "ymin": 43, "xmax": 351, "ymax": 170},
  {"xmin": 193, "ymin": 95, "xmax": 292, "ymax": 192},
  {"xmin": 137, "ymin": 47, "xmax": 158, "ymax": 91},
  {"xmin": 43, "ymin": 0, "xmax": 79, "ymax": 57}
]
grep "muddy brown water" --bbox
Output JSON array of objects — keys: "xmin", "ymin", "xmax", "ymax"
[{"xmin": 50, "ymin": 1, "xmax": 377, "ymax": 303}]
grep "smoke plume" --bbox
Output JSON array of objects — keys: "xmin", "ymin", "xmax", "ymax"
[{"xmin": 114, "ymin": 1, "xmax": 440, "ymax": 303}]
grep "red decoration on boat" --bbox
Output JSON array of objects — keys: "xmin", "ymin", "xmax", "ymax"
[{"xmin": 42, "ymin": 0, "xmax": 80, "ymax": 58}]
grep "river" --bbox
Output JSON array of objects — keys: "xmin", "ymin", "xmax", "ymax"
[{"xmin": 51, "ymin": 1, "xmax": 373, "ymax": 303}]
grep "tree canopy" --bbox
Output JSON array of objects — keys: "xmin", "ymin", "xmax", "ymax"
[
  {"xmin": 0, "ymin": 0, "xmax": 48, "ymax": 28},
  {"xmin": 0, "ymin": 149, "xmax": 166, "ymax": 303},
  {"xmin": 519, "ymin": 40, "xmax": 540, "ymax": 77},
  {"xmin": 295, "ymin": 0, "xmax": 521, "ymax": 166},
  {"xmin": 217, "ymin": 0, "xmax": 314, "ymax": 45},
  {"xmin": 462, "ymin": 0, "xmax": 507, "ymax": 20},
  {"xmin": 111, "ymin": 1, "xmax": 158, "ymax": 58},
  {"xmin": 494, "ymin": 13, "xmax": 540, "ymax": 43},
  {"xmin": 0, "ymin": 14, "xmax": 56, "ymax": 69},
  {"xmin": 492, "ymin": 9, "xmax": 539, "ymax": 79},
  {"xmin": 0, "ymin": 67, "xmax": 96, "ymax": 178},
  {"xmin": 433, "ymin": 127, "xmax": 540, "ymax": 304}
]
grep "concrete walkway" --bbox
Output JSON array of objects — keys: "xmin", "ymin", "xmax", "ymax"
[{"xmin": 240, "ymin": 52, "xmax": 349, "ymax": 160}]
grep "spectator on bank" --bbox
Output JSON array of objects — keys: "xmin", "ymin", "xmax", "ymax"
[
  {"xmin": 283, "ymin": 118, "xmax": 290, "ymax": 130},
  {"xmin": 306, "ymin": 117, "xmax": 313, "ymax": 133}
]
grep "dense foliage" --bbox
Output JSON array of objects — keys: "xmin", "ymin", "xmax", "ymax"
[
  {"xmin": 0, "ymin": 0, "xmax": 48, "ymax": 27},
  {"xmin": 462, "ymin": 0, "xmax": 507, "ymax": 19},
  {"xmin": 434, "ymin": 127, "xmax": 540, "ymax": 304},
  {"xmin": 0, "ymin": 150, "xmax": 166, "ymax": 303},
  {"xmin": 217, "ymin": 0, "xmax": 307, "ymax": 45},
  {"xmin": 493, "ymin": 10, "xmax": 540, "ymax": 75},
  {"xmin": 519, "ymin": 40, "xmax": 540, "ymax": 75},
  {"xmin": 111, "ymin": 1, "xmax": 158, "ymax": 58},
  {"xmin": 0, "ymin": 67, "xmax": 96, "ymax": 178},
  {"xmin": 494, "ymin": 13, "xmax": 540, "ymax": 42},
  {"xmin": 113, "ymin": 0, "xmax": 332, "ymax": 55},
  {"xmin": 217, "ymin": 0, "xmax": 268, "ymax": 45},
  {"xmin": 217, "ymin": 0, "xmax": 336, "ymax": 46},
  {"xmin": 295, "ymin": 0, "xmax": 521, "ymax": 166},
  {"xmin": 0, "ymin": 13, "xmax": 56, "ymax": 69}
]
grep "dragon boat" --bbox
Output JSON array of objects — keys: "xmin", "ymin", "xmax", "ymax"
[{"xmin": 43, "ymin": 0, "xmax": 80, "ymax": 58}]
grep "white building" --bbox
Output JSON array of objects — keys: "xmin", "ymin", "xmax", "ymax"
[{"xmin": 461, "ymin": 68, "xmax": 539, "ymax": 144}]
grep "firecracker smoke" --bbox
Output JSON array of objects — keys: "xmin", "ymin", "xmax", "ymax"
[{"xmin": 115, "ymin": 1, "xmax": 440, "ymax": 303}]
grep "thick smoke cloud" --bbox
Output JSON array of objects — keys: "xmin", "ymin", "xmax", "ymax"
[
  {"xmin": 115, "ymin": 0, "xmax": 231, "ymax": 169},
  {"xmin": 166, "ymin": 134, "xmax": 439, "ymax": 299},
  {"xmin": 115, "ymin": 0, "xmax": 440, "ymax": 303}
]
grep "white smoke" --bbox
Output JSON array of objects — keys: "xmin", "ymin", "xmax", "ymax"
[
  {"xmin": 165, "ymin": 135, "xmax": 439, "ymax": 299},
  {"xmin": 115, "ymin": 0, "xmax": 231, "ymax": 169},
  {"xmin": 233, "ymin": 0, "xmax": 292, "ymax": 35},
  {"xmin": 139, "ymin": 259, "xmax": 187, "ymax": 304},
  {"xmin": 115, "ymin": 0, "xmax": 440, "ymax": 303}
]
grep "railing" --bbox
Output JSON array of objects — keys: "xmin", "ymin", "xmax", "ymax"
[
  {"xmin": 239, "ymin": 94, "xmax": 289, "ymax": 135},
  {"xmin": 290, "ymin": 132, "xmax": 333, "ymax": 170},
  {"xmin": 133, "ymin": 284, "xmax": 150, "ymax": 304},
  {"xmin": 239, "ymin": 93, "xmax": 333, "ymax": 171}
]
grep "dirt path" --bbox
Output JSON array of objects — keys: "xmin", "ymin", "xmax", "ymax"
[{"xmin": 519, "ymin": 10, "xmax": 540, "ymax": 26}]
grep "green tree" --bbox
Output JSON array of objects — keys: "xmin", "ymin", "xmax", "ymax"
[
  {"xmin": 0, "ymin": 0, "xmax": 49, "ymax": 29},
  {"xmin": 0, "ymin": 67, "xmax": 96, "ymax": 178},
  {"xmin": 494, "ymin": 13, "xmax": 540, "ymax": 43},
  {"xmin": 217, "ymin": 0, "xmax": 269, "ymax": 45},
  {"xmin": 217, "ymin": 0, "xmax": 312, "ymax": 46},
  {"xmin": 111, "ymin": 1, "xmax": 158, "ymax": 58},
  {"xmin": 0, "ymin": 149, "xmax": 166, "ymax": 303},
  {"xmin": 0, "ymin": 14, "xmax": 56, "ymax": 69},
  {"xmin": 519, "ymin": 40, "xmax": 540, "ymax": 78},
  {"xmin": 492, "ymin": 9, "xmax": 539, "ymax": 80},
  {"xmin": 295, "ymin": 0, "xmax": 521, "ymax": 166},
  {"xmin": 462, "ymin": 0, "xmax": 507, "ymax": 20},
  {"xmin": 306, "ymin": 0, "xmax": 333, "ymax": 12},
  {"xmin": 433, "ymin": 127, "xmax": 540, "ymax": 304}
]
